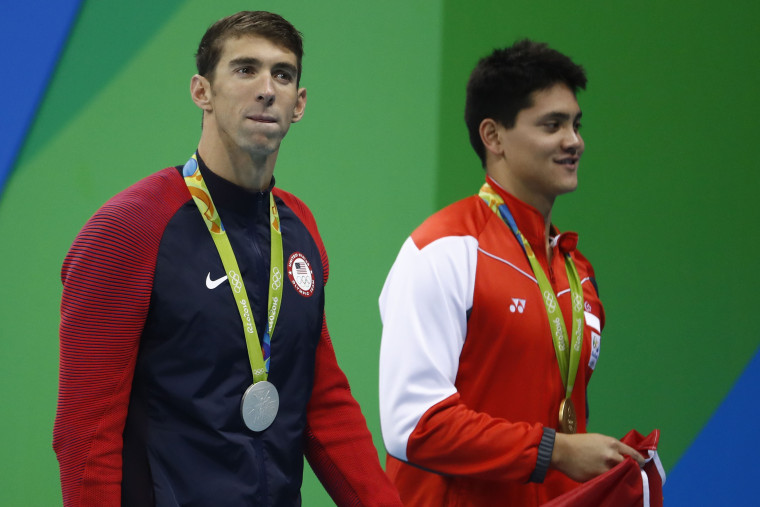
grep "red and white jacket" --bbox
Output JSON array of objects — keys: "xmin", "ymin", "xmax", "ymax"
[{"xmin": 379, "ymin": 177, "xmax": 604, "ymax": 506}]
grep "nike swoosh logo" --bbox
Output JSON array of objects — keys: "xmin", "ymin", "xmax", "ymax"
[{"xmin": 206, "ymin": 272, "xmax": 228, "ymax": 289}]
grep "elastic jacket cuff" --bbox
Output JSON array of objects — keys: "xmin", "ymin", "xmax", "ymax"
[{"xmin": 529, "ymin": 427, "xmax": 555, "ymax": 483}]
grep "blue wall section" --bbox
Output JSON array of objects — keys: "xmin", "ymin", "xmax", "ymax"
[
  {"xmin": 665, "ymin": 346, "xmax": 760, "ymax": 505},
  {"xmin": 0, "ymin": 0, "xmax": 83, "ymax": 197}
]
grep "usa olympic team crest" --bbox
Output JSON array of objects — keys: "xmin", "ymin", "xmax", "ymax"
[{"xmin": 287, "ymin": 252, "xmax": 315, "ymax": 297}]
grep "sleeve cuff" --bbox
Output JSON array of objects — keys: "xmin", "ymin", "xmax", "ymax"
[{"xmin": 529, "ymin": 427, "xmax": 555, "ymax": 483}]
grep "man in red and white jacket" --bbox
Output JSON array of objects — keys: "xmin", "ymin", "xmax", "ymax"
[{"xmin": 379, "ymin": 39, "xmax": 645, "ymax": 506}]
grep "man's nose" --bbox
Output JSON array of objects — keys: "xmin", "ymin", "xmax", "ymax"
[
  {"xmin": 256, "ymin": 75, "xmax": 276, "ymax": 105},
  {"xmin": 563, "ymin": 128, "xmax": 583, "ymax": 153}
]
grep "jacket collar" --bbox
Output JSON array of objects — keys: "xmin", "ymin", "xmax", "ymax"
[
  {"xmin": 197, "ymin": 152, "xmax": 274, "ymax": 217},
  {"xmin": 485, "ymin": 175, "xmax": 578, "ymax": 256}
]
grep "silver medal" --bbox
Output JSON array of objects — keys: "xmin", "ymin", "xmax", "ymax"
[{"xmin": 241, "ymin": 381, "xmax": 279, "ymax": 432}]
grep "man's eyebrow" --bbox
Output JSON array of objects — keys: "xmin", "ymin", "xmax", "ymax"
[
  {"xmin": 537, "ymin": 111, "xmax": 583, "ymax": 122},
  {"xmin": 228, "ymin": 56, "xmax": 261, "ymax": 68},
  {"xmin": 272, "ymin": 62, "xmax": 298, "ymax": 75},
  {"xmin": 227, "ymin": 57, "xmax": 297, "ymax": 76}
]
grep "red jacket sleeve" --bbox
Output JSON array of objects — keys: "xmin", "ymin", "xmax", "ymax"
[
  {"xmin": 275, "ymin": 188, "xmax": 401, "ymax": 506},
  {"xmin": 405, "ymin": 393, "xmax": 545, "ymax": 480},
  {"xmin": 53, "ymin": 169, "xmax": 188, "ymax": 506},
  {"xmin": 304, "ymin": 317, "xmax": 402, "ymax": 506}
]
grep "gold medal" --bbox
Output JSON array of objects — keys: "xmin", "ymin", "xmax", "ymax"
[{"xmin": 558, "ymin": 398, "xmax": 577, "ymax": 434}]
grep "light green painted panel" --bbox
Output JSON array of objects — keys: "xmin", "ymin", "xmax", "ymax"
[
  {"xmin": 17, "ymin": 0, "xmax": 188, "ymax": 162},
  {"xmin": 0, "ymin": 0, "xmax": 441, "ymax": 505}
]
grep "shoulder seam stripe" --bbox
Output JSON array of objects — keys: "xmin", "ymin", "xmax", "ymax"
[
  {"xmin": 478, "ymin": 248, "xmax": 593, "ymax": 293},
  {"xmin": 477, "ymin": 247, "xmax": 537, "ymax": 284},
  {"xmin": 557, "ymin": 277, "xmax": 591, "ymax": 298}
]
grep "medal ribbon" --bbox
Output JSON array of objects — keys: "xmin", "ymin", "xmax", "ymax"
[
  {"xmin": 182, "ymin": 153, "xmax": 283, "ymax": 382},
  {"xmin": 479, "ymin": 183, "xmax": 585, "ymax": 398}
]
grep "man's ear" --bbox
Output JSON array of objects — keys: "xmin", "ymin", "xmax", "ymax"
[
  {"xmin": 291, "ymin": 87, "xmax": 307, "ymax": 123},
  {"xmin": 479, "ymin": 118, "xmax": 504, "ymax": 157},
  {"xmin": 191, "ymin": 74, "xmax": 213, "ymax": 112}
]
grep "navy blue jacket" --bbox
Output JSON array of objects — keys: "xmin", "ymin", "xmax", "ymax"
[
  {"xmin": 122, "ymin": 158, "xmax": 325, "ymax": 505},
  {"xmin": 55, "ymin": 156, "xmax": 402, "ymax": 506}
]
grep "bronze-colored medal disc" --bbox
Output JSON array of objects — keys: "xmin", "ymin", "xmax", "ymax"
[{"xmin": 558, "ymin": 398, "xmax": 577, "ymax": 434}]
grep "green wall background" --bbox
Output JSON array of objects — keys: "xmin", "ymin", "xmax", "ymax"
[
  {"xmin": 437, "ymin": 0, "xmax": 760, "ymax": 479},
  {"xmin": 0, "ymin": 0, "xmax": 758, "ymax": 505}
]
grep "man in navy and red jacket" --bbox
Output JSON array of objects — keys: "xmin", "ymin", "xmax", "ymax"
[{"xmin": 54, "ymin": 11, "xmax": 401, "ymax": 507}]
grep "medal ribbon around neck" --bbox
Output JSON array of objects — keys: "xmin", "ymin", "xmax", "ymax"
[
  {"xmin": 479, "ymin": 182, "xmax": 585, "ymax": 400},
  {"xmin": 183, "ymin": 153, "xmax": 283, "ymax": 382}
]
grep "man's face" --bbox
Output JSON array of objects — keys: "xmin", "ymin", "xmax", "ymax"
[
  {"xmin": 204, "ymin": 34, "xmax": 306, "ymax": 158},
  {"xmin": 496, "ymin": 83, "xmax": 584, "ymax": 209}
]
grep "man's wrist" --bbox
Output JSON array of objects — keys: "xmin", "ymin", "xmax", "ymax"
[{"xmin": 529, "ymin": 427, "xmax": 556, "ymax": 483}]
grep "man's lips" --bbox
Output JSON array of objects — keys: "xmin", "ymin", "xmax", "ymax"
[
  {"xmin": 247, "ymin": 114, "xmax": 277, "ymax": 123},
  {"xmin": 554, "ymin": 156, "xmax": 580, "ymax": 166}
]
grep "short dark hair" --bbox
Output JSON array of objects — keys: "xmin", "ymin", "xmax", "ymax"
[
  {"xmin": 196, "ymin": 11, "xmax": 304, "ymax": 85},
  {"xmin": 465, "ymin": 39, "xmax": 587, "ymax": 166}
]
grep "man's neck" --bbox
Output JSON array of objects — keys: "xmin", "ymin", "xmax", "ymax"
[
  {"xmin": 197, "ymin": 137, "xmax": 277, "ymax": 192},
  {"xmin": 486, "ymin": 165, "xmax": 555, "ymax": 261},
  {"xmin": 487, "ymin": 169, "xmax": 554, "ymax": 224}
]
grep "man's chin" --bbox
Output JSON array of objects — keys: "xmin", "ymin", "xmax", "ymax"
[
  {"xmin": 239, "ymin": 132, "xmax": 283, "ymax": 152},
  {"xmin": 556, "ymin": 181, "xmax": 579, "ymax": 196},
  {"xmin": 241, "ymin": 140, "xmax": 282, "ymax": 159}
]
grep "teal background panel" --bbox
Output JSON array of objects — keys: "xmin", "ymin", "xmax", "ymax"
[
  {"xmin": 15, "ymin": 0, "xmax": 190, "ymax": 177},
  {"xmin": 0, "ymin": 0, "xmax": 83, "ymax": 196}
]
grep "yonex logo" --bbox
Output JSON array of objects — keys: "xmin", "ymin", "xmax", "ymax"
[{"xmin": 509, "ymin": 298, "xmax": 526, "ymax": 313}]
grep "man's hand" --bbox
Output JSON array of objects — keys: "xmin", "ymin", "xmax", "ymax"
[{"xmin": 550, "ymin": 432, "xmax": 646, "ymax": 482}]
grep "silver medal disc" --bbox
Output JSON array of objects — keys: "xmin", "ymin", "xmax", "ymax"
[{"xmin": 241, "ymin": 381, "xmax": 279, "ymax": 432}]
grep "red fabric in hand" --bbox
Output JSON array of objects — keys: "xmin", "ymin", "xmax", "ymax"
[{"xmin": 542, "ymin": 429, "xmax": 664, "ymax": 507}]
